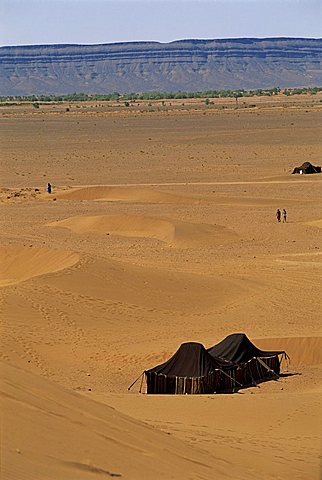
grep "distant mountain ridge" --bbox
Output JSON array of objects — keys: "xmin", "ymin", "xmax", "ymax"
[{"xmin": 1, "ymin": 38, "xmax": 321, "ymax": 95}]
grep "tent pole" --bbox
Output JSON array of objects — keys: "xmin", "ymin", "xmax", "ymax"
[
  {"xmin": 257, "ymin": 357, "xmax": 279, "ymax": 378},
  {"xmin": 281, "ymin": 352, "xmax": 290, "ymax": 370},
  {"xmin": 128, "ymin": 372, "xmax": 144, "ymax": 391},
  {"xmin": 220, "ymin": 369, "xmax": 243, "ymax": 388},
  {"xmin": 246, "ymin": 362, "xmax": 259, "ymax": 387},
  {"xmin": 139, "ymin": 372, "xmax": 144, "ymax": 393}
]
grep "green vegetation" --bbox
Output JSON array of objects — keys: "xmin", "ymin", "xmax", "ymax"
[{"xmin": 0, "ymin": 86, "xmax": 321, "ymax": 104}]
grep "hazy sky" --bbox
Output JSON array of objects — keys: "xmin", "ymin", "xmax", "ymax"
[{"xmin": 1, "ymin": 0, "xmax": 321, "ymax": 46}]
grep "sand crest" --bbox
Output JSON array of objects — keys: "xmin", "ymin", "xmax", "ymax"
[{"xmin": 0, "ymin": 247, "xmax": 79, "ymax": 286}]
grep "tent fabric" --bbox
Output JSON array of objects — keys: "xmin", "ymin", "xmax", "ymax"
[
  {"xmin": 146, "ymin": 369, "xmax": 222, "ymax": 395},
  {"xmin": 207, "ymin": 333, "xmax": 285, "ymax": 364},
  {"xmin": 146, "ymin": 342, "xmax": 228, "ymax": 378},
  {"xmin": 145, "ymin": 342, "xmax": 237, "ymax": 394},
  {"xmin": 292, "ymin": 162, "xmax": 321, "ymax": 174},
  {"xmin": 243, "ymin": 355, "xmax": 281, "ymax": 383}
]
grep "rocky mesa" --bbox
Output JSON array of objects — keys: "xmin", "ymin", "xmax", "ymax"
[{"xmin": 1, "ymin": 37, "xmax": 322, "ymax": 95}]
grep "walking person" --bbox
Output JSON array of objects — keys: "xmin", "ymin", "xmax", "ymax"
[
  {"xmin": 282, "ymin": 209, "xmax": 287, "ymax": 222},
  {"xmin": 276, "ymin": 209, "xmax": 281, "ymax": 222},
  {"xmin": 47, "ymin": 182, "xmax": 52, "ymax": 194}
]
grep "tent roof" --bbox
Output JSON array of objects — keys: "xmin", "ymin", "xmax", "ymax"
[
  {"xmin": 292, "ymin": 162, "xmax": 321, "ymax": 173},
  {"xmin": 300, "ymin": 162, "xmax": 314, "ymax": 168},
  {"xmin": 146, "ymin": 342, "xmax": 229, "ymax": 378},
  {"xmin": 208, "ymin": 333, "xmax": 285, "ymax": 364}
]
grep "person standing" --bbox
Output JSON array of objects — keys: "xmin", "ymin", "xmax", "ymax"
[
  {"xmin": 282, "ymin": 209, "xmax": 287, "ymax": 222},
  {"xmin": 47, "ymin": 183, "xmax": 52, "ymax": 194},
  {"xmin": 276, "ymin": 209, "xmax": 281, "ymax": 222}
]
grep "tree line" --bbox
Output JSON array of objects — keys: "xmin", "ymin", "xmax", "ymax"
[{"xmin": 1, "ymin": 86, "xmax": 321, "ymax": 103}]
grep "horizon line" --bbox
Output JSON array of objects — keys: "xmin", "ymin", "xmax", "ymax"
[{"xmin": 1, "ymin": 36, "xmax": 322, "ymax": 49}]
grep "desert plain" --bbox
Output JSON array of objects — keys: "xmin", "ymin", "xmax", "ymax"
[{"xmin": 1, "ymin": 95, "xmax": 322, "ymax": 479}]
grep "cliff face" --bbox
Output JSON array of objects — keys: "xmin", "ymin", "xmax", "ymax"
[{"xmin": 1, "ymin": 38, "xmax": 321, "ymax": 95}]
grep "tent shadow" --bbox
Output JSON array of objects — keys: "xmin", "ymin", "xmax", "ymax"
[{"xmin": 279, "ymin": 372, "xmax": 301, "ymax": 378}]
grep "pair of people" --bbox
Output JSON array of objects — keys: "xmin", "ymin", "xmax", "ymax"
[{"xmin": 276, "ymin": 209, "xmax": 287, "ymax": 222}]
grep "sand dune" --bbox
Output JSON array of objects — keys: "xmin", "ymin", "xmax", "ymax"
[
  {"xmin": 2, "ymin": 102, "xmax": 322, "ymax": 480},
  {"xmin": 255, "ymin": 336, "xmax": 322, "ymax": 366},
  {"xmin": 2, "ymin": 361, "xmax": 246, "ymax": 480},
  {"xmin": 43, "ymin": 255, "xmax": 245, "ymax": 313},
  {"xmin": 49, "ymin": 214, "xmax": 238, "ymax": 248},
  {"xmin": 104, "ymin": 379, "xmax": 321, "ymax": 480},
  {"xmin": 59, "ymin": 185, "xmax": 199, "ymax": 204},
  {"xmin": 0, "ymin": 247, "xmax": 79, "ymax": 287},
  {"xmin": 58, "ymin": 185, "xmax": 296, "ymax": 207}
]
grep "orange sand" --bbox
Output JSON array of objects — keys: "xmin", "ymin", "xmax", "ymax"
[{"xmin": 1, "ymin": 100, "xmax": 321, "ymax": 479}]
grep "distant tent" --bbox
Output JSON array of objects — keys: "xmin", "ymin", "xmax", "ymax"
[
  {"xmin": 208, "ymin": 333, "xmax": 287, "ymax": 385},
  {"xmin": 292, "ymin": 162, "xmax": 321, "ymax": 174}
]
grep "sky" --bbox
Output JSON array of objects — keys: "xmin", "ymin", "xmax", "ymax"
[{"xmin": 1, "ymin": 0, "xmax": 321, "ymax": 47}]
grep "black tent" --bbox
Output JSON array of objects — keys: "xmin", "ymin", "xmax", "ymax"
[
  {"xmin": 208, "ymin": 333, "xmax": 287, "ymax": 385},
  {"xmin": 145, "ymin": 342, "xmax": 237, "ymax": 394},
  {"xmin": 208, "ymin": 333, "xmax": 285, "ymax": 363},
  {"xmin": 292, "ymin": 162, "xmax": 321, "ymax": 174},
  {"xmin": 130, "ymin": 335, "xmax": 288, "ymax": 395}
]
